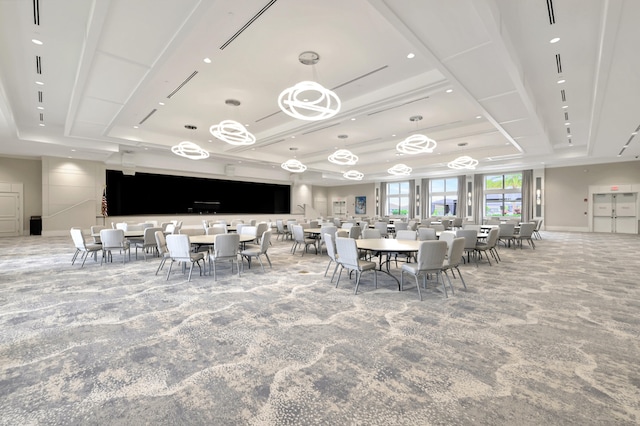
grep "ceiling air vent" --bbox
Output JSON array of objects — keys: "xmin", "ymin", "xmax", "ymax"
[
  {"xmin": 560, "ymin": 89, "xmax": 566, "ymax": 102},
  {"xmin": 220, "ymin": 0, "xmax": 278, "ymax": 50},
  {"xmin": 32, "ymin": 0, "xmax": 40, "ymax": 25},
  {"xmin": 167, "ymin": 71, "xmax": 198, "ymax": 99},
  {"xmin": 332, "ymin": 65, "xmax": 388, "ymax": 91},
  {"xmin": 139, "ymin": 109, "xmax": 157, "ymax": 125},
  {"xmin": 38, "ymin": 91, "xmax": 43, "ymax": 103},
  {"xmin": 555, "ymin": 54, "xmax": 562, "ymax": 74},
  {"xmin": 546, "ymin": 0, "xmax": 556, "ymax": 25},
  {"xmin": 36, "ymin": 56, "xmax": 42, "ymax": 74}
]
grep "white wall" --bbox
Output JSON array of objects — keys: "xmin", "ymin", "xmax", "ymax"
[{"xmin": 325, "ymin": 183, "xmax": 375, "ymax": 218}]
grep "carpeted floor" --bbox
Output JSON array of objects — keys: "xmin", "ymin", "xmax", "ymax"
[{"xmin": 1, "ymin": 230, "xmax": 639, "ymax": 425}]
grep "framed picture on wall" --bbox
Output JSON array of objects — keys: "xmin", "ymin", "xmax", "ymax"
[{"xmin": 355, "ymin": 196, "xmax": 366, "ymax": 214}]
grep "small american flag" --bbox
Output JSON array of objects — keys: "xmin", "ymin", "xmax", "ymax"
[{"xmin": 101, "ymin": 188, "xmax": 108, "ymax": 217}]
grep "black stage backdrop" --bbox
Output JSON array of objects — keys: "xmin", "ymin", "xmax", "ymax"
[{"xmin": 106, "ymin": 170, "xmax": 290, "ymax": 215}]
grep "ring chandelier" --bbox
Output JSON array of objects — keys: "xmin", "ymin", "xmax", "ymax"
[
  {"xmin": 171, "ymin": 141, "xmax": 210, "ymax": 160},
  {"xmin": 278, "ymin": 81, "xmax": 341, "ymax": 121},
  {"xmin": 396, "ymin": 134, "xmax": 437, "ymax": 155},
  {"xmin": 328, "ymin": 149, "xmax": 358, "ymax": 165},
  {"xmin": 281, "ymin": 159, "xmax": 307, "ymax": 173},
  {"xmin": 387, "ymin": 163, "xmax": 412, "ymax": 176},
  {"xmin": 447, "ymin": 156, "xmax": 479, "ymax": 170},
  {"xmin": 209, "ymin": 119, "xmax": 256, "ymax": 146},
  {"xmin": 343, "ymin": 170, "xmax": 364, "ymax": 180}
]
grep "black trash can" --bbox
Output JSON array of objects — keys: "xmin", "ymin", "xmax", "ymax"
[{"xmin": 30, "ymin": 216, "xmax": 42, "ymax": 235}]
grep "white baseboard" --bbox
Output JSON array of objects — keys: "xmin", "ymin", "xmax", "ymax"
[{"xmin": 544, "ymin": 226, "xmax": 589, "ymax": 232}]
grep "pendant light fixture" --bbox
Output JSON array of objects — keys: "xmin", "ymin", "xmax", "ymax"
[
  {"xmin": 343, "ymin": 170, "xmax": 364, "ymax": 180},
  {"xmin": 281, "ymin": 147, "xmax": 306, "ymax": 173},
  {"xmin": 328, "ymin": 149, "xmax": 358, "ymax": 165},
  {"xmin": 447, "ymin": 156, "xmax": 479, "ymax": 170},
  {"xmin": 387, "ymin": 163, "xmax": 412, "ymax": 176},
  {"xmin": 209, "ymin": 99, "xmax": 256, "ymax": 146},
  {"xmin": 396, "ymin": 115, "xmax": 437, "ymax": 155},
  {"xmin": 171, "ymin": 141, "xmax": 210, "ymax": 160},
  {"xmin": 278, "ymin": 51, "xmax": 341, "ymax": 121}
]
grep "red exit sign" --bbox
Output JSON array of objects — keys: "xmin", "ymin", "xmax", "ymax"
[{"xmin": 611, "ymin": 186, "xmax": 619, "ymax": 191}]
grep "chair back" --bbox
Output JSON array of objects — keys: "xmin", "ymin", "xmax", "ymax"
[
  {"xmin": 452, "ymin": 217, "xmax": 463, "ymax": 228},
  {"xmin": 415, "ymin": 240, "xmax": 448, "ymax": 271},
  {"xmin": 206, "ymin": 225, "xmax": 227, "ymax": 235},
  {"xmin": 259, "ymin": 230, "xmax": 272, "ymax": 253},
  {"xmin": 535, "ymin": 218, "xmax": 543, "ymax": 231},
  {"xmin": 166, "ymin": 234, "xmax": 192, "ymax": 260},
  {"xmin": 373, "ymin": 222, "xmax": 388, "ymax": 237},
  {"xmin": 100, "ymin": 229, "xmax": 126, "ymax": 250},
  {"xmin": 144, "ymin": 227, "xmax": 161, "ymax": 244},
  {"xmin": 255, "ymin": 222, "xmax": 269, "ymax": 238},
  {"xmin": 486, "ymin": 227, "xmax": 500, "ymax": 248},
  {"xmin": 447, "ymin": 237, "xmax": 466, "ymax": 268},
  {"xmin": 362, "ymin": 229, "xmax": 381, "ymax": 239},
  {"xmin": 70, "ymin": 228, "xmax": 87, "ymax": 249},
  {"xmin": 90, "ymin": 225, "xmax": 105, "ymax": 235},
  {"xmin": 463, "ymin": 224, "xmax": 481, "ymax": 232},
  {"xmin": 440, "ymin": 219, "xmax": 451, "ymax": 230},
  {"xmin": 249, "ymin": 219, "xmax": 257, "ymax": 226},
  {"xmin": 214, "ymin": 233, "xmax": 240, "ymax": 258},
  {"xmin": 498, "ymin": 223, "xmax": 515, "ymax": 237},
  {"xmin": 438, "ymin": 230, "xmax": 456, "ymax": 247},
  {"xmin": 395, "ymin": 229, "xmax": 416, "ymax": 240},
  {"xmin": 408, "ymin": 220, "xmax": 418, "ymax": 231},
  {"xmin": 155, "ymin": 231, "xmax": 168, "ymax": 256},
  {"xmin": 335, "ymin": 237, "xmax": 359, "ymax": 269},
  {"xmin": 276, "ymin": 220, "xmax": 286, "ymax": 233},
  {"xmin": 431, "ymin": 224, "xmax": 445, "ymax": 233},
  {"xmin": 341, "ymin": 222, "xmax": 354, "ymax": 230},
  {"xmin": 518, "ymin": 222, "xmax": 536, "ymax": 238},
  {"xmin": 324, "ymin": 233, "xmax": 338, "ymax": 262},
  {"xmin": 309, "ymin": 220, "xmax": 319, "ymax": 228},
  {"xmin": 241, "ymin": 225, "xmax": 258, "ymax": 238},
  {"xmin": 348, "ymin": 225, "xmax": 361, "ymax": 239},
  {"xmin": 115, "ymin": 222, "xmax": 127, "ymax": 231},
  {"xmin": 456, "ymin": 229, "xmax": 478, "ymax": 249},
  {"xmin": 394, "ymin": 222, "xmax": 409, "ymax": 232},
  {"xmin": 292, "ymin": 224, "xmax": 305, "ymax": 243},
  {"xmin": 417, "ymin": 227, "xmax": 436, "ymax": 241}
]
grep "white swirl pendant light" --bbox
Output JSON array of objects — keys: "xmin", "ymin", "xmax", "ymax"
[
  {"xmin": 171, "ymin": 141, "xmax": 210, "ymax": 160},
  {"xmin": 209, "ymin": 119, "xmax": 256, "ymax": 146},
  {"xmin": 388, "ymin": 164, "xmax": 412, "ymax": 176},
  {"xmin": 447, "ymin": 156, "xmax": 479, "ymax": 170},
  {"xmin": 281, "ymin": 159, "xmax": 307, "ymax": 173},
  {"xmin": 328, "ymin": 149, "xmax": 358, "ymax": 165},
  {"xmin": 278, "ymin": 52, "xmax": 341, "ymax": 121},
  {"xmin": 343, "ymin": 170, "xmax": 364, "ymax": 180},
  {"xmin": 396, "ymin": 115, "xmax": 437, "ymax": 155}
]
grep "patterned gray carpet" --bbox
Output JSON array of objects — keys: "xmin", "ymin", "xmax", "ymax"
[{"xmin": 1, "ymin": 231, "xmax": 639, "ymax": 425}]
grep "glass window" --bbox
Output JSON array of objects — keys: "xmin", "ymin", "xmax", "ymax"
[
  {"xmin": 484, "ymin": 173, "xmax": 522, "ymax": 217},
  {"xmin": 386, "ymin": 181, "xmax": 410, "ymax": 216},
  {"xmin": 429, "ymin": 178, "xmax": 458, "ymax": 217}
]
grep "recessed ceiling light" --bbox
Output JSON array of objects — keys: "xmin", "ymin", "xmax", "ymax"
[
  {"xmin": 31, "ymin": 39, "xmax": 43, "ymax": 45},
  {"xmin": 39, "ymin": 123, "xmax": 45, "ymax": 127},
  {"xmin": 632, "ymin": 131, "xmax": 638, "ymax": 135},
  {"xmin": 557, "ymin": 79, "xmax": 566, "ymax": 84},
  {"xmin": 445, "ymin": 89, "xmax": 453, "ymax": 93},
  {"xmin": 158, "ymin": 102, "xmax": 165, "ymax": 106},
  {"xmin": 36, "ymin": 81, "xmax": 44, "ymax": 85},
  {"xmin": 350, "ymin": 118, "xmax": 356, "ymax": 121},
  {"xmin": 562, "ymin": 105, "xmax": 568, "ymax": 109},
  {"xmin": 133, "ymin": 125, "xmax": 139, "ymax": 129},
  {"xmin": 71, "ymin": 149, "xmax": 76, "ymax": 152},
  {"xmin": 203, "ymin": 57, "xmax": 212, "ymax": 64},
  {"xmin": 37, "ymin": 106, "xmax": 44, "ymax": 110},
  {"xmin": 550, "ymin": 37, "xmax": 560, "ymax": 44},
  {"xmin": 406, "ymin": 53, "xmax": 415, "ymax": 59},
  {"xmin": 391, "ymin": 134, "xmax": 396, "ymax": 137},
  {"xmin": 567, "ymin": 134, "xmax": 572, "ymax": 138},
  {"xmin": 291, "ymin": 136, "xmax": 295, "ymax": 139},
  {"xmin": 476, "ymin": 115, "xmax": 482, "ymax": 119},
  {"xmin": 565, "ymin": 122, "xmax": 571, "ymax": 126}
]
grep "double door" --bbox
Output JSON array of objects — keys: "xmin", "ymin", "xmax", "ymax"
[{"xmin": 593, "ymin": 193, "xmax": 637, "ymax": 234}]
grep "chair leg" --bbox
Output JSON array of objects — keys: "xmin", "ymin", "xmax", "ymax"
[
  {"xmin": 414, "ymin": 275, "xmax": 422, "ymax": 301},
  {"xmin": 155, "ymin": 258, "xmax": 166, "ymax": 275},
  {"xmin": 324, "ymin": 259, "xmax": 333, "ymax": 277},
  {"xmin": 354, "ymin": 271, "xmax": 361, "ymax": 294},
  {"xmin": 166, "ymin": 260, "xmax": 174, "ymax": 280},
  {"xmin": 187, "ymin": 263, "xmax": 194, "ymax": 282},
  {"xmin": 257, "ymin": 255, "xmax": 265, "ymax": 272},
  {"xmin": 335, "ymin": 265, "xmax": 344, "ymax": 287},
  {"xmin": 455, "ymin": 266, "xmax": 467, "ymax": 290},
  {"xmin": 264, "ymin": 253, "xmax": 272, "ymax": 268},
  {"xmin": 71, "ymin": 249, "xmax": 80, "ymax": 265}
]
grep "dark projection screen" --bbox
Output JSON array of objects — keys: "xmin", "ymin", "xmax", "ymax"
[{"xmin": 106, "ymin": 170, "xmax": 290, "ymax": 215}]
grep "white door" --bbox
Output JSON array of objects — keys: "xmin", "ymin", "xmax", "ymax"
[
  {"xmin": 593, "ymin": 193, "xmax": 638, "ymax": 234},
  {"xmin": 0, "ymin": 193, "xmax": 20, "ymax": 237},
  {"xmin": 615, "ymin": 193, "xmax": 637, "ymax": 234},
  {"xmin": 593, "ymin": 194, "xmax": 613, "ymax": 233}
]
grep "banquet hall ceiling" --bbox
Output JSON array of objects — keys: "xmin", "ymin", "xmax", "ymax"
[{"xmin": 0, "ymin": 0, "xmax": 638, "ymax": 185}]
